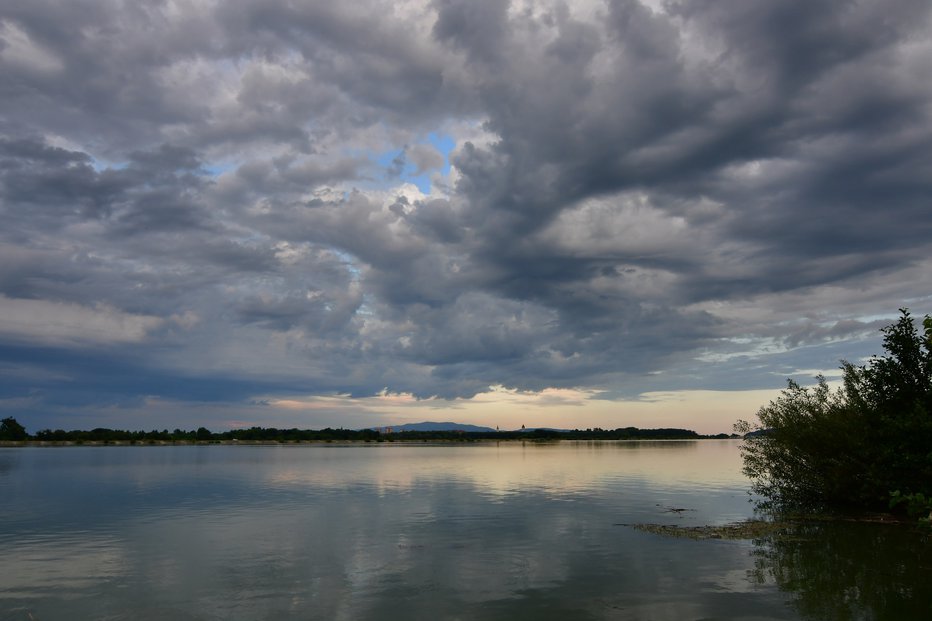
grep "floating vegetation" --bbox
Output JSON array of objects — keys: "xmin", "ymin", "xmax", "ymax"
[{"xmin": 623, "ymin": 520, "xmax": 788, "ymax": 540}]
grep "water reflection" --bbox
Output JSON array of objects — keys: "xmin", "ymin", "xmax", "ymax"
[
  {"xmin": 3, "ymin": 442, "xmax": 924, "ymax": 620},
  {"xmin": 750, "ymin": 520, "xmax": 932, "ymax": 620},
  {"xmin": 263, "ymin": 440, "xmax": 748, "ymax": 500}
]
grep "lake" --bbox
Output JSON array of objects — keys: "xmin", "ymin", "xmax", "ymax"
[{"xmin": 1, "ymin": 441, "xmax": 929, "ymax": 620}]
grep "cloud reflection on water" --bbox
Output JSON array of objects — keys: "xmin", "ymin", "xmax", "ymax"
[{"xmin": 8, "ymin": 443, "xmax": 922, "ymax": 620}]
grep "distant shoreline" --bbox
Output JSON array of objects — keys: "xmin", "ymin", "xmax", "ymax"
[{"xmin": 1, "ymin": 437, "xmax": 740, "ymax": 448}]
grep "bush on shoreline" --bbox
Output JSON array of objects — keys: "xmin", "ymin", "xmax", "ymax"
[
  {"xmin": 0, "ymin": 417, "xmax": 28, "ymax": 441},
  {"xmin": 736, "ymin": 309, "xmax": 932, "ymax": 516}
]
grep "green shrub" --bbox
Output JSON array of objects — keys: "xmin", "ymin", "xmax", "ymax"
[
  {"xmin": 737, "ymin": 310, "xmax": 932, "ymax": 512},
  {"xmin": 889, "ymin": 491, "xmax": 932, "ymax": 525},
  {"xmin": 0, "ymin": 417, "xmax": 28, "ymax": 441}
]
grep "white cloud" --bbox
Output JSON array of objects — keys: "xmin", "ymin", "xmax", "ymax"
[
  {"xmin": 0, "ymin": 295, "xmax": 163, "ymax": 346},
  {"xmin": 407, "ymin": 143, "xmax": 445, "ymax": 174},
  {"xmin": 0, "ymin": 19, "xmax": 64, "ymax": 73}
]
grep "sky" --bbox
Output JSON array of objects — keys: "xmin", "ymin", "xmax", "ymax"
[{"xmin": 2, "ymin": 0, "xmax": 931, "ymax": 435}]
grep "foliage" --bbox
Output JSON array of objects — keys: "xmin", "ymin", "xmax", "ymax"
[
  {"xmin": 0, "ymin": 417, "xmax": 28, "ymax": 441},
  {"xmin": 889, "ymin": 491, "xmax": 932, "ymax": 526},
  {"xmin": 9, "ymin": 424, "xmax": 724, "ymax": 444},
  {"xmin": 737, "ymin": 309, "xmax": 932, "ymax": 511},
  {"xmin": 33, "ymin": 427, "xmax": 209, "ymax": 443}
]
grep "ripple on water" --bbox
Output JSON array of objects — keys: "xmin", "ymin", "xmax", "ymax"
[{"xmin": 6, "ymin": 442, "xmax": 919, "ymax": 621}]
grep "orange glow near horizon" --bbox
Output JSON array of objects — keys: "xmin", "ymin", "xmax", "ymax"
[{"xmin": 260, "ymin": 385, "xmax": 787, "ymax": 435}]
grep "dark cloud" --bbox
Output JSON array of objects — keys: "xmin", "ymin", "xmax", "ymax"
[
  {"xmin": 431, "ymin": 0, "xmax": 932, "ymax": 333},
  {"xmin": 1, "ymin": 0, "xmax": 931, "ymax": 429}
]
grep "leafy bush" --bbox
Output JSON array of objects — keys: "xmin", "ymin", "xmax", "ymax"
[
  {"xmin": 889, "ymin": 491, "xmax": 932, "ymax": 525},
  {"xmin": 0, "ymin": 417, "xmax": 28, "ymax": 441},
  {"xmin": 736, "ymin": 310, "xmax": 932, "ymax": 512}
]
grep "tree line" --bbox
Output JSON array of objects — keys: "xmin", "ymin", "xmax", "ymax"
[
  {"xmin": 0, "ymin": 420, "xmax": 730, "ymax": 443},
  {"xmin": 0, "ymin": 424, "xmax": 382, "ymax": 443}
]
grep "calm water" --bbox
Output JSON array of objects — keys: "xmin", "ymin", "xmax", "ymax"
[{"xmin": 1, "ymin": 441, "xmax": 929, "ymax": 620}]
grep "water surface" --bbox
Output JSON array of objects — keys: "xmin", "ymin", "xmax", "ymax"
[{"xmin": 1, "ymin": 441, "xmax": 928, "ymax": 620}]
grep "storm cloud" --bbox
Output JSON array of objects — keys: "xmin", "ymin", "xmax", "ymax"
[{"xmin": 2, "ymin": 0, "xmax": 931, "ymax": 430}]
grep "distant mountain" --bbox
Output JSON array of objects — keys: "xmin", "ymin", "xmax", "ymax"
[{"xmin": 372, "ymin": 421, "xmax": 497, "ymax": 433}]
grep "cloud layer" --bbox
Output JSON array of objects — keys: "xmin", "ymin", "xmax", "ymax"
[{"xmin": 2, "ymin": 0, "xmax": 931, "ymax": 430}]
